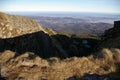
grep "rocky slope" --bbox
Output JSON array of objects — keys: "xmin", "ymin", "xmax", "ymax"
[
  {"xmin": 0, "ymin": 12, "xmax": 67, "ymax": 58},
  {"xmin": 100, "ymin": 21, "xmax": 120, "ymax": 48},
  {"xmin": 0, "ymin": 12, "xmax": 56, "ymax": 38}
]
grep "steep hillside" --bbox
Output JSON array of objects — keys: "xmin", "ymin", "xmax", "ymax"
[
  {"xmin": 0, "ymin": 12, "xmax": 62, "ymax": 58},
  {"xmin": 100, "ymin": 21, "xmax": 120, "ymax": 48},
  {"xmin": 0, "ymin": 12, "xmax": 55, "ymax": 38}
]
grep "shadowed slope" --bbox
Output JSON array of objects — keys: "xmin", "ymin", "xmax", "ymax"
[
  {"xmin": 0, "ymin": 31, "xmax": 53, "ymax": 58},
  {"xmin": 100, "ymin": 21, "xmax": 120, "ymax": 48}
]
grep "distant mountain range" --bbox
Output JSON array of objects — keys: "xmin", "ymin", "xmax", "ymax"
[
  {"xmin": 7, "ymin": 12, "xmax": 120, "ymax": 37},
  {"xmin": 29, "ymin": 16, "xmax": 113, "ymax": 37}
]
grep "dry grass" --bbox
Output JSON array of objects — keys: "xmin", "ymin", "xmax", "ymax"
[
  {"xmin": 0, "ymin": 48, "xmax": 120, "ymax": 80},
  {"xmin": 0, "ymin": 12, "xmax": 56, "ymax": 38}
]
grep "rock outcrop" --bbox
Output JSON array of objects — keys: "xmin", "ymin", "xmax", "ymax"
[
  {"xmin": 100, "ymin": 21, "xmax": 120, "ymax": 48},
  {"xmin": 104, "ymin": 21, "xmax": 120, "ymax": 39},
  {"xmin": 96, "ymin": 21, "xmax": 120, "ymax": 63}
]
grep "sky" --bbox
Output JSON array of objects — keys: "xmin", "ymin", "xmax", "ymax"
[{"xmin": 0, "ymin": 0, "xmax": 120, "ymax": 14}]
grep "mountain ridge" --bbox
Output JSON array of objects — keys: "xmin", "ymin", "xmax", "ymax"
[{"xmin": 0, "ymin": 12, "xmax": 56, "ymax": 38}]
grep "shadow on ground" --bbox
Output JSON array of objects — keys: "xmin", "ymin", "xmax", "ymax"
[{"xmin": 0, "ymin": 31, "xmax": 100, "ymax": 59}]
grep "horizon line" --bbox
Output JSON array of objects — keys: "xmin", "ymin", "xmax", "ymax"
[{"xmin": 2, "ymin": 11, "xmax": 120, "ymax": 15}]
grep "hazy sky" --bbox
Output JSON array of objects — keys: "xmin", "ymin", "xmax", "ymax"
[{"xmin": 0, "ymin": 0, "xmax": 120, "ymax": 13}]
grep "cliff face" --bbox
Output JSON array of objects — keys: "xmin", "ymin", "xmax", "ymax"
[
  {"xmin": 100, "ymin": 21, "xmax": 120, "ymax": 48},
  {"xmin": 103, "ymin": 21, "xmax": 120, "ymax": 39}
]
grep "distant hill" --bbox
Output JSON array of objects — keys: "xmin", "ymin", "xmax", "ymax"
[{"xmin": 30, "ymin": 16, "xmax": 113, "ymax": 37}]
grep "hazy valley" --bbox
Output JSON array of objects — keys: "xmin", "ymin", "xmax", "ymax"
[
  {"xmin": 10, "ymin": 12, "xmax": 120, "ymax": 37},
  {"xmin": 25, "ymin": 12, "xmax": 119, "ymax": 38}
]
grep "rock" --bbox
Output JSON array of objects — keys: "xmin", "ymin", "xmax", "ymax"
[
  {"xmin": 67, "ymin": 76, "xmax": 77, "ymax": 80},
  {"xmin": 0, "ymin": 77, "xmax": 6, "ymax": 80},
  {"xmin": 81, "ymin": 73, "xmax": 109, "ymax": 80},
  {"xmin": 100, "ymin": 21, "xmax": 120, "ymax": 48}
]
